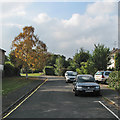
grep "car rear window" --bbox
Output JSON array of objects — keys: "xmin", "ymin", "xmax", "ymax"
[
  {"xmin": 95, "ymin": 72, "xmax": 104, "ymax": 75},
  {"xmin": 105, "ymin": 72, "xmax": 111, "ymax": 76}
]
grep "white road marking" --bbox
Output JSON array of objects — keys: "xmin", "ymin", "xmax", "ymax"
[{"xmin": 98, "ymin": 101, "xmax": 120, "ymax": 120}]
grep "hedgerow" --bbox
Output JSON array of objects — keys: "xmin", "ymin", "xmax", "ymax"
[{"xmin": 108, "ymin": 71, "xmax": 120, "ymax": 90}]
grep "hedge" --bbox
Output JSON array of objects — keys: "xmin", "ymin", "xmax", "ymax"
[
  {"xmin": 4, "ymin": 62, "xmax": 20, "ymax": 77},
  {"xmin": 43, "ymin": 66, "xmax": 55, "ymax": 75},
  {"xmin": 108, "ymin": 71, "xmax": 120, "ymax": 90}
]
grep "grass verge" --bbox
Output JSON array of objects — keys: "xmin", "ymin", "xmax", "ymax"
[
  {"xmin": 2, "ymin": 77, "xmax": 34, "ymax": 96},
  {"xmin": 20, "ymin": 72, "xmax": 43, "ymax": 77}
]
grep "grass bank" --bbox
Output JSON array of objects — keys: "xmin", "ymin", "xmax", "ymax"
[
  {"xmin": 2, "ymin": 77, "xmax": 35, "ymax": 95},
  {"xmin": 20, "ymin": 72, "xmax": 43, "ymax": 77}
]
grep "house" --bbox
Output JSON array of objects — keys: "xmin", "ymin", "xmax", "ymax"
[
  {"xmin": 107, "ymin": 48, "xmax": 120, "ymax": 69},
  {"xmin": 0, "ymin": 48, "xmax": 6, "ymax": 71}
]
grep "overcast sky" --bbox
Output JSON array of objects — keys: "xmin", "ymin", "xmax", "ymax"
[{"xmin": 0, "ymin": 1, "xmax": 118, "ymax": 58}]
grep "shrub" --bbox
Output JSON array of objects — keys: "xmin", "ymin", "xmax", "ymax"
[
  {"xmin": 43, "ymin": 66, "xmax": 55, "ymax": 75},
  {"xmin": 108, "ymin": 71, "xmax": 120, "ymax": 90},
  {"xmin": 4, "ymin": 62, "xmax": 20, "ymax": 77}
]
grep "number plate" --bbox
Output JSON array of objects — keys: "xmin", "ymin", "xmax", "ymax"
[{"xmin": 85, "ymin": 90, "xmax": 93, "ymax": 92}]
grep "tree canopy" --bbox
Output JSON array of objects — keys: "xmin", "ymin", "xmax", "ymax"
[
  {"xmin": 73, "ymin": 48, "xmax": 90, "ymax": 68},
  {"xmin": 92, "ymin": 44, "xmax": 110, "ymax": 71},
  {"xmin": 115, "ymin": 51, "xmax": 120, "ymax": 71},
  {"xmin": 11, "ymin": 26, "xmax": 49, "ymax": 78}
]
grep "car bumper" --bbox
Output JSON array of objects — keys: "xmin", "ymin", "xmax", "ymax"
[
  {"xmin": 67, "ymin": 79, "xmax": 76, "ymax": 82},
  {"xmin": 95, "ymin": 78, "xmax": 106, "ymax": 82},
  {"xmin": 75, "ymin": 89, "xmax": 100, "ymax": 94}
]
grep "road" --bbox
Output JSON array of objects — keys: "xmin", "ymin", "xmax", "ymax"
[{"xmin": 5, "ymin": 76, "xmax": 119, "ymax": 119}]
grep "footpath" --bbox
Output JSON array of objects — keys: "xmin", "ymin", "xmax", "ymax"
[{"xmin": 101, "ymin": 84, "xmax": 120, "ymax": 110}]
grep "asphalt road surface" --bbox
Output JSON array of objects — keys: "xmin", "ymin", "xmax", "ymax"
[{"xmin": 6, "ymin": 76, "xmax": 119, "ymax": 119}]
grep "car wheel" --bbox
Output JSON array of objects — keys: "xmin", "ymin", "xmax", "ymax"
[
  {"xmin": 75, "ymin": 91, "xmax": 79, "ymax": 96},
  {"xmin": 104, "ymin": 79, "xmax": 108, "ymax": 84},
  {"xmin": 96, "ymin": 91, "xmax": 101, "ymax": 96}
]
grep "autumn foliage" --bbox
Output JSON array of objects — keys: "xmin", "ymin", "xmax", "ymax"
[{"xmin": 11, "ymin": 26, "xmax": 49, "ymax": 78}]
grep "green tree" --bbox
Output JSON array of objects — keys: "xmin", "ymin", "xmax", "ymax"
[
  {"xmin": 46, "ymin": 54, "xmax": 59, "ymax": 67},
  {"xmin": 5, "ymin": 55, "xmax": 9, "ymax": 62},
  {"xmin": 115, "ymin": 51, "xmax": 120, "ymax": 71},
  {"xmin": 73, "ymin": 48, "xmax": 90, "ymax": 68},
  {"xmin": 76, "ymin": 60, "xmax": 96, "ymax": 75},
  {"xmin": 54, "ymin": 55, "xmax": 66, "ymax": 76},
  {"xmin": 92, "ymin": 44, "xmax": 110, "ymax": 71},
  {"xmin": 67, "ymin": 58, "xmax": 76, "ymax": 71},
  {"xmin": 11, "ymin": 26, "xmax": 48, "ymax": 79}
]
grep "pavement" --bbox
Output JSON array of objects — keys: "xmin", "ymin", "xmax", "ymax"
[
  {"xmin": 100, "ymin": 84, "xmax": 120, "ymax": 109},
  {"xmin": 2, "ymin": 75, "xmax": 120, "ymax": 118}
]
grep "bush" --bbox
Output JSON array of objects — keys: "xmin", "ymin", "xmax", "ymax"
[
  {"xmin": 54, "ymin": 67, "xmax": 67, "ymax": 76},
  {"xmin": 4, "ymin": 62, "xmax": 20, "ymax": 77},
  {"xmin": 108, "ymin": 71, "xmax": 120, "ymax": 90},
  {"xmin": 43, "ymin": 66, "xmax": 55, "ymax": 75}
]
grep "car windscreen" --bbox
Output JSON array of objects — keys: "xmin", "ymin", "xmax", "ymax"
[
  {"xmin": 77, "ymin": 76, "xmax": 95, "ymax": 82},
  {"xmin": 95, "ymin": 72, "xmax": 104, "ymax": 75},
  {"xmin": 67, "ymin": 72, "xmax": 76, "ymax": 76}
]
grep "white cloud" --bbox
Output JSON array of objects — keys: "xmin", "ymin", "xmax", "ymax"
[
  {"xmin": 1, "ymin": 2, "xmax": 118, "ymax": 58},
  {"xmin": 3, "ymin": 23, "xmax": 23, "ymax": 28},
  {"xmin": 86, "ymin": 2, "xmax": 117, "ymax": 16},
  {"xmin": 32, "ymin": 2, "xmax": 117, "ymax": 58},
  {"xmin": 1, "ymin": 3, "xmax": 26, "ymax": 19},
  {"xmin": 33, "ymin": 13, "xmax": 51, "ymax": 24}
]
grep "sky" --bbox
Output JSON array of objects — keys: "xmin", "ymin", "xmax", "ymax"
[{"xmin": 0, "ymin": 1, "xmax": 118, "ymax": 58}]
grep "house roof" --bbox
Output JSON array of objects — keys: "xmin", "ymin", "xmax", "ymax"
[{"xmin": 0, "ymin": 48, "xmax": 6, "ymax": 52}]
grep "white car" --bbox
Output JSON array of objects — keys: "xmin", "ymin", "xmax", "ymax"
[
  {"xmin": 65, "ymin": 71, "xmax": 77, "ymax": 83},
  {"xmin": 94, "ymin": 71, "xmax": 112, "ymax": 83}
]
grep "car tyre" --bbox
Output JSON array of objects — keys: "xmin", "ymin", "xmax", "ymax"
[
  {"xmin": 96, "ymin": 91, "xmax": 101, "ymax": 96},
  {"xmin": 75, "ymin": 91, "xmax": 79, "ymax": 96}
]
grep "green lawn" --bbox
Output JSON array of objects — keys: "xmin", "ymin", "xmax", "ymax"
[
  {"xmin": 20, "ymin": 72, "xmax": 43, "ymax": 77},
  {"xmin": 2, "ymin": 77, "xmax": 34, "ymax": 95}
]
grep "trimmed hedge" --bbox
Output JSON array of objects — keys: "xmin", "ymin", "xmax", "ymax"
[
  {"xmin": 43, "ymin": 66, "xmax": 55, "ymax": 75},
  {"xmin": 108, "ymin": 71, "xmax": 120, "ymax": 90},
  {"xmin": 4, "ymin": 62, "xmax": 20, "ymax": 77}
]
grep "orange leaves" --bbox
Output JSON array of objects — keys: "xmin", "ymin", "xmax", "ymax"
[{"xmin": 11, "ymin": 26, "xmax": 48, "ymax": 70}]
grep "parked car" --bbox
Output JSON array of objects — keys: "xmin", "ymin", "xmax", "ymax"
[
  {"xmin": 94, "ymin": 71, "xmax": 112, "ymax": 84},
  {"xmin": 65, "ymin": 71, "xmax": 77, "ymax": 83},
  {"xmin": 73, "ymin": 74, "xmax": 100, "ymax": 96}
]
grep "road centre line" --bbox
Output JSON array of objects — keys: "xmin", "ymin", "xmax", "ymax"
[
  {"xmin": 2, "ymin": 78, "xmax": 48, "ymax": 119},
  {"xmin": 98, "ymin": 101, "xmax": 120, "ymax": 120}
]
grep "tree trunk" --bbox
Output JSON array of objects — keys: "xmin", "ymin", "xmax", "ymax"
[{"xmin": 26, "ymin": 68, "xmax": 28, "ymax": 79}]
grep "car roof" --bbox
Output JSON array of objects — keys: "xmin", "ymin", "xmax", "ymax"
[
  {"xmin": 77, "ymin": 74, "xmax": 93, "ymax": 77},
  {"xmin": 96, "ymin": 71, "xmax": 111, "ymax": 72},
  {"xmin": 66, "ymin": 71, "xmax": 75, "ymax": 73},
  {"xmin": 66, "ymin": 71, "xmax": 73, "ymax": 72}
]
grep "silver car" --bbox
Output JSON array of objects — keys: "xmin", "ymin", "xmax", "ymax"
[
  {"xmin": 65, "ymin": 71, "xmax": 77, "ymax": 83},
  {"xmin": 73, "ymin": 75, "xmax": 100, "ymax": 96}
]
